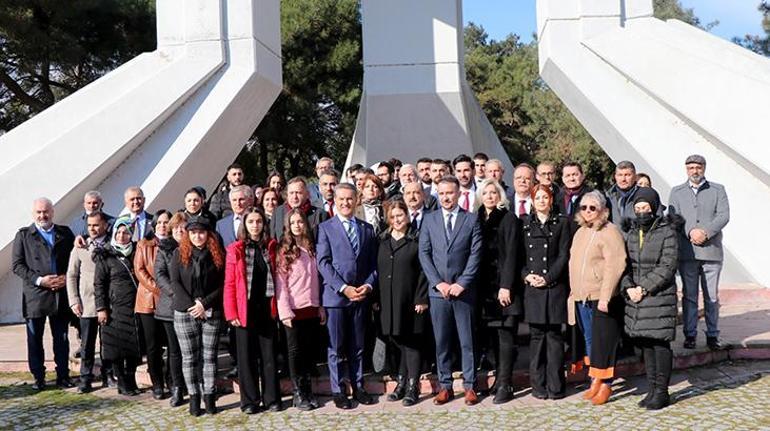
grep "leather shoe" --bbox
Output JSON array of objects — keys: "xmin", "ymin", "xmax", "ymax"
[
  {"xmin": 591, "ymin": 383, "xmax": 612, "ymax": 405},
  {"xmin": 333, "ymin": 393, "xmax": 352, "ymax": 410},
  {"xmin": 707, "ymin": 337, "xmax": 724, "ymax": 351},
  {"xmin": 683, "ymin": 336, "xmax": 696, "ymax": 349},
  {"xmin": 549, "ymin": 392, "xmax": 566, "ymax": 400},
  {"xmin": 31, "ymin": 379, "xmax": 46, "ymax": 391},
  {"xmin": 267, "ymin": 401, "xmax": 282, "ymax": 412},
  {"xmin": 242, "ymin": 405, "xmax": 259, "ymax": 415},
  {"xmin": 493, "ymin": 385, "xmax": 514, "ymax": 404},
  {"xmin": 433, "ymin": 388, "xmax": 454, "ymax": 405},
  {"xmin": 353, "ymin": 388, "xmax": 376, "ymax": 405},
  {"xmin": 583, "ymin": 379, "xmax": 602, "ymax": 400},
  {"xmin": 464, "ymin": 389, "xmax": 479, "ymax": 406},
  {"xmin": 77, "ymin": 381, "xmax": 92, "ymax": 394},
  {"xmin": 56, "ymin": 377, "xmax": 75, "ymax": 389},
  {"xmin": 531, "ymin": 390, "xmax": 548, "ymax": 400}
]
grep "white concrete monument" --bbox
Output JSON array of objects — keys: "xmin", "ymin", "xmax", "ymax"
[
  {"xmin": 537, "ymin": 0, "xmax": 770, "ymax": 285},
  {"xmin": 346, "ymin": 0, "xmax": 513, "ymax": 173},
  {"xmin": 0, "ymin": 0, "xmax": 282, "ymax": 322}
]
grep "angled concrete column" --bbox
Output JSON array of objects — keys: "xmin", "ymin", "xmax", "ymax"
[
  {"xmin": 537, "ymin": 0, "xmax": 770, "ymax": 285},
  {"xmin": 0, "ymin": 0, "xmax": 283, "ymax": 322},
  {"xmin": 347, "ymin": 0, "xmax": 512, "ymax": 173}
]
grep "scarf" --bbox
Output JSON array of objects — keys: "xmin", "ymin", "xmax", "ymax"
[
  {"xmin": 564, "ymin": 186, "xmax": 584, "ymax": 215},
  {"xmin": 111, "ymin": 216, "xmax": 134, "ymax": 257}
]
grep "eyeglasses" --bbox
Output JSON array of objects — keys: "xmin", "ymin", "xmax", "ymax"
[{"xmin": 580, "ymin": 205, "xmax": 598, "ymax": 212}]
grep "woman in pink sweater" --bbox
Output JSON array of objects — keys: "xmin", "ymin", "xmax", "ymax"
[{"xmin": 275, "ymin": 208, "xmax": 326, "ymax": 411}]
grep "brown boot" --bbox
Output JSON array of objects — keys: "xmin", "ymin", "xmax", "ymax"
[
  {"xmin": 591, "ymin": 383, "xmax": 612, "ymax": 405},
  {"xmin": 583, "ymin": 379, "xmax": 602, "ymax": 400}
]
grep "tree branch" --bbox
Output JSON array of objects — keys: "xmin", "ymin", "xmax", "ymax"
[{"xmin": 0, "ymin": 69, "xmax": 46, "ymax": 112}]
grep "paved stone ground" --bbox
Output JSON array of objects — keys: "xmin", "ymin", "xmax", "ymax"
[{"xmin": 2, "ymin": 360, "xmax": 770, "ymax": 430}]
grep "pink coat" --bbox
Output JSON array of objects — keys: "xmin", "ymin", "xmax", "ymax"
[
  {"xmin": 223, "ymin": 239, "xmax": 277, "ymax": 324},
  {"xmin": 275, "ymin": 248, "xmax": 321, "ymax": 321}
]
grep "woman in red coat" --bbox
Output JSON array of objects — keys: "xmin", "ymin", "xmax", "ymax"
[{"xmin": 223, "ymin": 207, "xmax": 281, "ymax": 414}]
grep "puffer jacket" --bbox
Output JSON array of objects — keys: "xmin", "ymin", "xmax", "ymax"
[
  {"xmin": 134, "ymin": 235, "xmax": 160, "ymax": 313},
  {"xmin": 621, "ymin": 214, "xmax": 683, "ymax": 341}
]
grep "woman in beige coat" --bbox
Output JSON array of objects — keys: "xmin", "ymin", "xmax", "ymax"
[{"xmin": 568, "ymin": 190, "xmax": 626, "ymax": 405}]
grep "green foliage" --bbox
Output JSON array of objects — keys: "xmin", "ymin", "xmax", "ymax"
[
  {"xmin": 735, "ymin": 2, "xmax": 770, "ymax": 56},
  {"xmin": 0, "ymin": 0, "xmax": 156, "ymax": 132},
  {"xmin": 464, "ymin": 23, "xmax": 614, "ymax": 188}
]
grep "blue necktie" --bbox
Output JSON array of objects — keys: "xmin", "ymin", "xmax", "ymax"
[{"xmin": 345, "ymin": 220, "xmax": 359, "ymax": 255}]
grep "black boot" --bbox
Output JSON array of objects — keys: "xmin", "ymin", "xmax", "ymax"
[
  {"xmin": 638, "ymin": 346, "xmax": 656, "ymax": 408},
  {"xmin": 402, "ymin": 378, "xmax": 419, "ymax": 406},
  {"xmin": 169, "ymin": 386, "xmax": 185, "ymax": 407},
  {"xmin": 189, "ymin": 394, "xmax": 202, "ymax": 416},
  {"xmin": 301, "ymin": 376, "xmax": 318, "ymax": 409},
  {"xmin": 388, "ymin": 375, "xmax": 407, "ymax": 401},
  {"xmin": 124, "ymin": 372, "xmax": 140, "ymax": 396},
  {"xmin": 647, "ymin": 347, "xmax": 672, "ymax": 410},
  {"xmin": 204, "ymin": 393, "xmax": 218, "ymax": 415},
  {"xmin": 492, "ymin": 383, "xmax": 514, "ymax": 404},
  {"xmin": 292, "ymin": 378, "xmax": 312, "ymax": 411}
]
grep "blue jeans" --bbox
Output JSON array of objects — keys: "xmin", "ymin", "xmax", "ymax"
[
  {"xmin": 576, "ymin": 301, "xmax": 594, "ymax": 356},
  {"xmin": 26, "ymin": 315, "xmax": 70, "ymax": 381},
  {"xmin": 680, "ymin": 260, "xmax": 722, "ymax": 338}
]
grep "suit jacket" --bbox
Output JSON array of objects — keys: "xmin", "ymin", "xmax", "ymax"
[
  {"xmin": 667, "ymin": 180, "xmax": 729, "ymax": 262},
  {"xmin": 119, "ymin": 210, "xmax": 154, "ymax": 240},
  {"xmin": 418, "ymin": 207, "xmax": 483, "ymax": 299},
  {"xmin": 316, "ymin": 216, "xmax": 378, "ymax": 308},
  {"xmin": 12, "ymin": 224, "xmax": 75, "ymax": 319},
  {"xmin": 70, "ymin": 211, "xmax": 115, "ymax": 238},
  {"xmin": 216, "ymin": 214, "xmax": 239, "ymax": 247}
]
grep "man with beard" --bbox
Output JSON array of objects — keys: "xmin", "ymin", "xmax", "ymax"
[
  {"xmin": 473, "ymin": 153, "xmax": 488, "ymax": 189},
  {"xmin": 416, "ymin": 157, "xmax": 434, "ymax": 190},
  {"xmin": 377, "ymin": 161, "xmax": 400, "ymax": 200},
  {"xmin": 209, "ymin": 164, "xmax": 246, "ymax": 219},
  {"xmin": 453, "ymin": 155, "xmax": 477, "ymax": 213}
]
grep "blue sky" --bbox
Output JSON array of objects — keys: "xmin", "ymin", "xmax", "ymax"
[{"xmin": 463, "ymin": 0, "xmax": 765, "ymax": 44}]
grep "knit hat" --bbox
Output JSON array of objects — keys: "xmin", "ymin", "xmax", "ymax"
[{"xmin": 633, "ymin": 187, "xmax": 661, "ymax": 215}]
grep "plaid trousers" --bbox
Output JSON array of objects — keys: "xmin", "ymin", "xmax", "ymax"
[{"xmin": 174, "ymin": 311, "xmax": 222, "ymax": 396}]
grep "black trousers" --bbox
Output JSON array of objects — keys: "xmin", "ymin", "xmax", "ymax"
[
  {"xmin": 529, "ymin": 323, "xmax": 565, "ymax": 395},
  {"xmin": 235, "ymin": 323, "xmax": 278, "ymax": 408},
  {"xmin": 78, "ymin": 317, "xmax": 99, "ymax": 381},
  {"xmin": 161, "ymin": 320, "xmax": 185, "ymax": 389},
  {"xmin": 138, "ymin": 313, "xmax": 166, "ymax": 389},
  {"xmin": 637, "ymin": 337, "xmax": 673, "ymax": 389},
  {"xmin": 284, "ymin": 317, "xmax": 320, "ymax": 381},
  {"xmin": 392, "ymin": 335, "xmax": 422, "ymax": 380},
  {"xmin": 495, "ymin": 324, "xmax": 518, "ymax": 387}
]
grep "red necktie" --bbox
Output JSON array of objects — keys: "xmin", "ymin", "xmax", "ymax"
[
  {"xmin": 462, "ymin": 191, "xmax": 469, "ymax": 211},
  {"xmin": 327, "ymin": 200, "xmax": 334, "ymax": 217},
  {"xmin": 519, "ymin": 200, "xmax": 527, "ymax": 218}
]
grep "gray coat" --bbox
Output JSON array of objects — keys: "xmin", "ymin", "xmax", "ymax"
[
  {"xmin": 667, "ymin": 180, "xmax": 729, "ymax": 262},
  {"xmin": 66, "ymin": 238, "xmax": 108, "ymax": 318},
  {"xmin": 621, "ymin": 215, "xmax": 682, "ymax": 341},
  {"xmin": 606, "ymin": 185, "xmax": 663, "ymax": 230}
]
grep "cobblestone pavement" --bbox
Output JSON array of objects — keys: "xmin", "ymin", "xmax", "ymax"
[{"xmin": 3, "ymin": 360, "xmax": 770, "ymax": 430}]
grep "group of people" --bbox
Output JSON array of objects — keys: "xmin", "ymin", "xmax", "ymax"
[{"xmin": 11, "ymin": 151, "xmax": 729, "ymax": 416}]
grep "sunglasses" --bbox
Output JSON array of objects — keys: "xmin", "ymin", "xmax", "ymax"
[{"xmin": 580, "ymin": 205, "xmax": 598, "ymax": 212}]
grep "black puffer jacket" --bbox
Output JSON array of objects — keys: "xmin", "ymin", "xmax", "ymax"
[
  {"xmin": 621, "ymin": 214, "xmax": 683, "ymax": 341},
  {"xmin": 153, "ymin": 238, "xmax": 178, "ymax": 322}
]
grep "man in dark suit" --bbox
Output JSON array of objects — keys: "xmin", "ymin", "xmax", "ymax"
[
  {"xmin": 119, "ymin": 186, "xmax": 154, "ymax": 241},
  {"xmin": 270, "ymin": 177, "xmax": 328, "ymax": 240},
  {"xmin": 403, "ymin": 182, "xmax": 432, "ymax": 231},
  {"xmin": 554, "ymin": 162, "xmax": 593, "ymax": 220},
  {"xmin": 70, "ymin": 191, "xmax": 115, "ymax": 239},
  {"xmin": 215, "ymin": 185, "xmax": 253, "ymax": 247},
  {"xmin": 12, "ymin": 197, "xmax": 76, "ymax": 390},
  {"xmin": 418, "ymin": 176, "xmax": 483, "ymax": 406},
  {"xmin": 316, "ymin": 183, "xmax": 378, "ymax": 409}
]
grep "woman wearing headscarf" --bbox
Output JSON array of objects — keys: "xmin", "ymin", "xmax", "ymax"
[
  {"xmin": 154, "ymin": 211, "xmax": 188, "ymax": 407},
  {"xmin": 170, "ymin": 215, "xmax": 226, "ymax": 416},
  {"xmin": 568, "ymin": 190, "xmax": 627, "ymax": 405},
  {"xmin": 621, "ymin": 187, "xmax": 681, "ymax": 410},
  {"xmin": 94, "ymin": 217, "xmax": 141, "ymax": 396},
  {"xmin": 134, "ymin": 209, "xmax": 172, "ymax": 400}
]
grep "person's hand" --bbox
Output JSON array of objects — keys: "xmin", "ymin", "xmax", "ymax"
[
  {"xmin": 533, "ymin": 275, "xmax": 547, "ymax": 288},
  {"xmin": 355, "ymin": 285, "xmax": 371, "ymax": 299},
  {"xmin": 71, "ymin": 303, "xmax": 82, "ymax": 318},
  {"xmin": 74, "ymin": 236, "xmax": 87, "ymax": 249},
  {"xmin": 689, "ymin": 228, "xmax": 708, "ymax": 245},
  {"xmin": 498, "ymin": 288, "xmax": 512, "ymax": 307},
  {"xmin": 436, "ymin": 282, "xmax": 451, "ymax": 299},
  {"xmin": 319, "ymin": 307, "xmax": 327, "ymax": 325},
  {"xmin": 448, "ymin": 283, "xmax": 465, "ymax": 297},
  {"xmin": 598, "ymin": 300, "xmax": 609, "ymax": 313},
  {"xmin": 97, "ymin": 310, "xmax": 109, "ymax": 325},
  {"xmin": 415, "ymin": 304, "xmax": 428, "ymax": 314},
  {"xmin": 230, "ymin": 319, "xmax": 242, "ymax": 327},
  {"xmin": 188, "ymin": 300, "xmax": 206, "ymax": 319},
  {"xmin": 52, "ymin": 275, "xmax": 66, "ymax": 290},
  {"xmin": 524, "ymin": 274, "xmax": 539, "ymax": 286},
  {"xmin": 39, "ymin": 275, "xmax": 58, "ymax": 289},
  {"xmin": 281, "ymin": 318, "xmax": 292, "ymax": 328},
  {"xmin": 343, "ymin": 285, "xmax": 362, "ymax": 301}
]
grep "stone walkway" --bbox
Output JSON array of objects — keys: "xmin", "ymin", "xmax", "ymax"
[{"xmin": 2, "ymin": 360, "xmax": 770, "ymax": 430}]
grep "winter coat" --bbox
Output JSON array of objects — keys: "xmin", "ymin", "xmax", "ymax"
[
  {"xmin": 521, "ymin": 212, "xmax": 571, "ymax": 325},
  {"xmin": 169, "ymin": 247, "xmax": 224, "ymax": 319},
  {"xmin": 479, "ymin": 207, "xmax": 523, "ymax": 319},
  {"xmin": 66, "ymin": 238, "xmax": 108, "ymax": 318},
  {"xmin": 376, "ymin": 230, "xmax": 429, "ymax": 336},
  {"xmin": 133, "ymin": 235, "xmax": 160, "ymax": 314},
  {"xmin": 153, "ymin": 238, "xmax": 178, "ymax": 322},
  {"xmin": 621, "ymin": 215, "xmax": 682, "ymax": 341},
  {"xmin": 223, "ymin": 239, "xmax": 278, "ymax": 325},
  {"xmin": 93, "ymin": 246, "xmax": 140, "ymax": 360}
]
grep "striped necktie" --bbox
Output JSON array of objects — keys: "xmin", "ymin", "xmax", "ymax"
[{"xmin": 344, "ymin": 220, "xmax": 359, "ymax": 255}]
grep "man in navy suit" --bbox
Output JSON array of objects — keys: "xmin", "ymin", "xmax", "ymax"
[
  {"xmin": 316, "ymin": 183, "xmax": 378, "ymax": 409},
  {"xmin": 419, "ymin": 176, "xmax": 482, "ymax": 406},
  {"xmin": 215, "ymin": 185, "xmax": 253, "ymax": 247}
]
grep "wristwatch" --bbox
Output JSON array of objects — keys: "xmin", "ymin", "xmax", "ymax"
[{"xmin": 640, "ymin": 287, "xmax": 648, "ymax": 297}]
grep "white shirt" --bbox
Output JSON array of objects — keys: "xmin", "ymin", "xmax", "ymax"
[
  {"xmin": 514, "ymin": 195, "xmax": 532, "ymax": 217},
  {"xmin": 459, "ymin": 187, "xmax": 476, "ymax": 212},
  {"xmin": 408, "ymin": 207, "xmax": 424, "ymax": 229},
  {"xmin": 441, "ymin": 206, "xmax": 460, "ymax": 235},
  {"xmin": 690, "ymin": 179, "xmax": 706, "ymax": 195},
  {"xmin": 232, "ymin": 213, "xmax": 244, "ymax": 236},
  {"xmin": 430, "ymin": 184, "xmax": 439, "ymax": 198}
]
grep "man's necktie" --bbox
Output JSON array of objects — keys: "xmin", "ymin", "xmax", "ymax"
[
  {"xmin": 462, "ymin": 191, "xmax": 469, "ymax": 211},
  {"xmin": 445, "ymin": 213, "xmax": 453, "ymax": 242},
  {"xmin": 345, "ymin": 220, "xmax": 359, "ymax": 255},
  {"xmin": 519, "ymin": 200, "xmax": 527, "ymax": 218},
  {"xmin": 411, "ymin": 212, "xmax": 419, "ymax": 231}
]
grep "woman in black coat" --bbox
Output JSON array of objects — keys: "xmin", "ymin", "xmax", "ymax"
[
  {"xmin": 154, "ymin": 211, "xmax": 188, "ymax": 407},
  {"xmin": 621, "ymin": 188, "xmax": 680, "ymax": 410},
  {"xmin": 477, "ymin": 179, "xmax": 522, "ymax": 404},
  {"xmin": 521, "ymin": 184, "xmax": 570, "ymax": 399},
  {"xmin": 377, "ymin": 200, "xmax": 429, "ymax": 407},
  {"xmin": 94, "ymin": 218, "xmax": 141, "ymax": 396}
]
